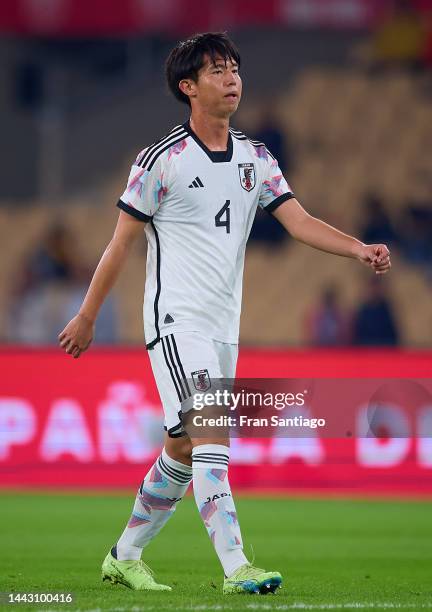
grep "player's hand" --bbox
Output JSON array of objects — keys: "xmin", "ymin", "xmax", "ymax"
[
  {"xmin": 58, "ymin": 313, "xmax": 94, "ymax": 359},
  {"xmin": 355, "ymin": 243, "xmax": 391, "ymax": 275}
]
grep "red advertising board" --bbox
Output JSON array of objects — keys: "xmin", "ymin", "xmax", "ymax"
[
  {"xmin": 1, "ymin": 348, "xmax": 431, "ymax": 496},
  {"xmin": 0, "ymin": 0, "xmax": 394, "ymax": 36}
]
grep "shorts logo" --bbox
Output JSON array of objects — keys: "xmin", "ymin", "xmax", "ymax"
[
  {"xmin": 238, "ymin": 163, "xmax": 256, "ymax": 192},
  {"xmin": 192, "ymin": 369, "xmax": 211, "ymax": 391}
]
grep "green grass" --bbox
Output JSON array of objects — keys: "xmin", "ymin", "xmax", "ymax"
[{"xmin": 1, "ymin": 491, "xmax": 432, "ymax": 612}]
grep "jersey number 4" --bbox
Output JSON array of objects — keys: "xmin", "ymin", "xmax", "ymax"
[{"xmin": 215, "ymin": 200, "xmax": 231, "ymax": 234}]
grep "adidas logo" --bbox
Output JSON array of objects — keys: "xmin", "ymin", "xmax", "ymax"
[
  {"xmin": 164, "ymin": 313, "xmax": 174, "ymax": 324},
  {"xmin": 188, "ymin": 177, "xmax": 204, "ymax": 188}
]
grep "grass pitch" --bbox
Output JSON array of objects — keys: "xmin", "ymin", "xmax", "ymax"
[{"xmin": 1, "ymin": 491, "xmax": 432, "ymax": 612}]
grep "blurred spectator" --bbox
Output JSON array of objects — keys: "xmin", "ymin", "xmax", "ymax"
[
  {"xmin": 249, "ymin": 109, "xmax": 293, "ymax": 246},
  {"xmin": 422, "ymin": 8, "xmax": 432, "ymax": 69},
  {"xmin": 14, "ymin": 224, "xmax": 85, "ymax": 294},
  {"xmin": 360, "ymin": 194, "xmax": 398, "ymax": 246},
  {"xmin": 398, "ymin": 202, "xmax": 432, "ymax": 266},
  {"xmin": 371, "ymin": 0, "xmax": 426, "ymax": 71},
  {"xmin": 9, "ymin": 224, "xmax": 118, "ymax": 344},
  {"xmin": 253, "ymin": 108, "xmax": 293, "ymax": 175},
  {"xmin": 304, "ymin": 286, "xmax": 352, "ymax": 347},
  {"xmin": 249, "ymin": 207, "xmax": 287, "ymax": 247},
  {"xmin": 353, "ymin": 278, "xmax": 400, "ymax": 346}
]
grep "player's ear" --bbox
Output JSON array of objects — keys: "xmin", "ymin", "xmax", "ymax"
[{"xmin": 179, "ymin": 78, "xmax": 197, "ymax": 100}]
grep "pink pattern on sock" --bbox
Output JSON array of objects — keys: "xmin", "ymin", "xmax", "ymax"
[
  {"xmin": 209, "ymin": 468, "xmax": 226, "ymax": 482},
  {"xmin": 138, "ymin": 490, "xmax": 178, "ymax": 513},
  {"xmin": 225, "ymin": 511, "xmax": 238, "ymax": 525},
  {"xmin": 200, "ymin": 500, "xmax": 218, "ymax": 523},
  {"xmin": 127, "ymin": 513, "xmax": 151, "ymax": 528},
  {"xmin": 149, "ymin": 464, "xmax": 164, "ymax": 484},
  {"xmin": 209, "ymin": 529, "xmax": 216, "ymax": 545}
]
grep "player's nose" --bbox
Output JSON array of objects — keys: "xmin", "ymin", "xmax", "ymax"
[{"xmin": 224, "ymin": 72, "xmax": 237, "ymax": 87}]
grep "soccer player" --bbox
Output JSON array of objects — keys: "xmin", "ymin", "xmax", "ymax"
[{"xmin": 58, "ymin": 32, "xmax": 391, "ymax": 594}]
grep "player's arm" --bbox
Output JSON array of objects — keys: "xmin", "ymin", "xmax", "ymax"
[
  {"xmin": 58, "ymin": 211, "xmax": 145, "ymax": 359},
  {"xmin": 272, "ymin": 198, "xmax": 391, "ymax": 274}
]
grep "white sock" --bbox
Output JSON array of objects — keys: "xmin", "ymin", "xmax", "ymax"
[
  {"xmin": 115, "ymin": 447, "xmax": 192, "ymax": 561},
  {"xmin": 192, "ymin": 444, "xmax": 248, "ymax": 577}
]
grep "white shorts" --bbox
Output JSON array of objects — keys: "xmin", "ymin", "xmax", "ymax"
[{"xmin": 148, "ymin": 331, "xmax": 238, "ymax": 437}]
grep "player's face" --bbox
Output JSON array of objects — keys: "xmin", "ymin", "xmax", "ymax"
[{"xmin": 193, "ymin": 55, "xmax": 242, "ymax": 117}]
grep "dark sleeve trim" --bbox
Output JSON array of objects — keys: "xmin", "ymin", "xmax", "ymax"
[
  {"xmin": 117, "ymin": 199, "xmax": 152, "ymax": 222},
  {"xmin": 264, "ymin": 192, "xmax": 295, "ymax": 214}
]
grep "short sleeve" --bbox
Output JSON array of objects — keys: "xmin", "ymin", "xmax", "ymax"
[
  {"xmin": 117, "ymin": 152, "xmax": 168, "ymax": 222},
  {"xmin": 258, "ymin": 157, "xmax": 295, "ymax": 214}
]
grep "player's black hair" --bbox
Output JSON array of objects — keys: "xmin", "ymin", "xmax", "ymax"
[{"xmin": 165, "ymin": 32, "xmax": 241, "ymax": 106}]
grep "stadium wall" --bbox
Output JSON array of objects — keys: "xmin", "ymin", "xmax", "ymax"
[{"xmin": 1, "ymin": 348, "xmax": 431, "ymax": 496}]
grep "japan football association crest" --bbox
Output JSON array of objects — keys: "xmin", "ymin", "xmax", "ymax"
[
  {"xmin": 238, "ymin": 163, "xmax": 256, "ymax": 192},
  {"xmin": 192, "ymin": 369, "xmax": 211, "ymax": 391}
]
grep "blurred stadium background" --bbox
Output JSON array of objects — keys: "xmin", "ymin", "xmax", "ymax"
[{"xmin": 1, "ymin": 1, "xmax": 432, "ymax": 609}]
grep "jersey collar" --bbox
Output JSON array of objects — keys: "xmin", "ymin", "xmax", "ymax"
[{"xmin": 183, "ymin": 120, "xmax": 233, "ymax": 163}]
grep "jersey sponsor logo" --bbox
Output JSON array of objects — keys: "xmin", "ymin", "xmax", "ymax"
[
  {"xmin": 192, "ymin": 369, "xmax": 211, "ymax": 391},
  {"xmin": 188, "ymin": 176, "xmax": 204, "ymax": 188},
  {"xmin": 238, "ymin": 163, "xmax": 256, "ymax": 192}
]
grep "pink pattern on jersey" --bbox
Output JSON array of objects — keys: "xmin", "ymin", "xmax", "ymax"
[
  {"xmin": 127, "ymin": 168, "xmax": 147, "ymax": 200},
  {"xmin": 168, "ymin": 139, "xmax": 187, "ymax": 160},
  {"xmin": 154, "ymin": 172, "xmax": 168, "ymax": 205},
  {"xmin": 135, "ymin": 149, "xmax": 147, "ymax": 164},
  {"xmin": 263, "ymin": 175, "xmax": 283, "ymax": 197},
  {"xmin": 254, "ymin": 145, "xmax": 268, "ymax": 160}
]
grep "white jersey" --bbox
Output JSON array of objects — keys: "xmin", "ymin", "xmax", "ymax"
[{"xmin": 118, "ymin": 121, "xmax": 294, "ymax": 348}]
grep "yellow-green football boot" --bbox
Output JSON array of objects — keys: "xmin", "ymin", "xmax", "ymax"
[
  {"xmin": 223, "ymin": 563, "xmax": 282, "ymax": 595},
  {"xmin": 101, "ymin": 551, "xmax": 171, "ymax": 591}
]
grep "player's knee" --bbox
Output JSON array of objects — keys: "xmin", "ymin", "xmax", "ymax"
[
  {"xmin": 164, "ymin": 434, "xmax": 192, "ymax": 465},
  {"xmin": 191, "ymin": 437, "xmax": 230, "ymax": 449}
]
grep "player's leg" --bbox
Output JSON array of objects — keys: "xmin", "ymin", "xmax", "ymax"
[
  {"xmin": 191, "ymin": 436, "xmax": 282, "ymax": 594},
  {"xmin": 190, "ymin": 341, "xmax": 282, "ymax": 595},
  {"xmin": 102, "ymin": 432, "xmax": 192, "ymax": 591},
  {"xmin": 176, "ymin": 338, "xmax": 248, "ymax": 579},
  {"xmin": 102, "ymin": 337, "xmax": 194, "ymax": 591},
  {"xmin": 141, "ymin": 332, "xmax": 247, "ymax": 579},
  {"xmin": 111, "ymin": 333, "xmax": 195, "ymax": 560},
  {"xmin": 114, "ymin": 432, "xmax": 192, "ymax": 561},
  {"xmin": 190, "ymin": 435, "xmax": 247, "ymax": 575}
]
